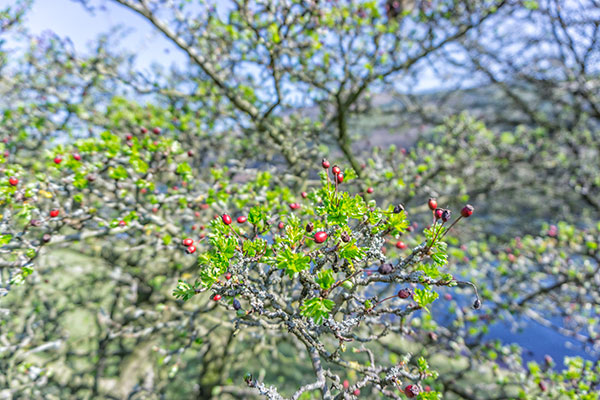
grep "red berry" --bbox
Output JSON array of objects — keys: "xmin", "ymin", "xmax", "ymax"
[
  {"xmin": 140, "ymin": 188, "xmax": 147, "ymax": 194},
  {"xmin": 428, "ymin": 198, "xmax": 437, "ymax": 210},
  {"xmin": 343, "ymin": 380, "xmax": 350, "ymax": 389},
  {"xmin": 118, "ymin": 220, "xmax": 127, "ymax": 227},
  {"xmin": 126, "ymin": 134, "xmax": 133, "ymax": 140},
  {"xmin": 152, "ymin": 207, "xmax": 158, "ymax": 213},
  {"xmin": 213, "ymin": 294, "xmax": 222, "ymax": 301},
  {"xmin": 441, "ymin": 209, "xmax": 451, "ymax": 222},
  {"xmin": 404, "ymin": 385, "xmax": 420, "ymax": 398},
  {"xmin": 366, "ymin": 187, "xmax": 374, "ymax": 194},
  {"xmin": 195, "ymin": 211, "xmax": 201, "ymax": 217},
  {"xmin": 237, "ymin": 216, "xmax": 247, "ymax": 224},
  {"xmin": 140, "ymin": 127, "xmax": 148, "ymax": 134},
  {"xmin": 222, "ymin": 214, "xmax": 232, "ymax": 225},
  {"xmin": 152, "ymin": 127, "xmax": 161, "ymax": 134},
  {"xmin": 314, "ymin": 231, "xmax": 328, "ymax": 243},
  {"xmin": 49, "ymin": 209, "xmax": 60, "ymax": 218},
  {"xmin": 398, "ymin": 288, "xmax": 412, "ymax": 299},
  {"xmin": 8, "ymin": 177, "xmax": 18, "ymax": 186},
  {"xmin": 321, "ymin": 159, "xmax": 330, "ymax": 169},
  {"xmin": 336, "ymin": 173, "xmax": 344, "ymax": 183},
  {"xmin": 72, "ymin": 153, "xmax": 81, "ymax": 161},
  {"xmin": 183, "ymin": 238, "xmax": 194, "ymax": 246},
  {"xmin": 53, "ymin": 156, "xmax": 63, "ymax": 164},
  {"xmin": 225, "ymin": 272, "xmax": 232, "ymax": 280},
  {"xmin": 332, "ymin": 165, "xmax": 341, "ymax": 175},
  {"xmin": 434, "ymin": 208, "xmax": 443, "ymax": 220},
  {"xmin": 191, "ymin": 225, "xmax": 197, "ymax": 230},
  {"xmin": 353, "ymin": 389, "xmax": 360, "ymax": 396},
  {"xmin": 186, "ymin": 245, "xmax": 196, "ymax": 254},
  {"xmin": 289, "ymin": 202, "xmax": 300, "ymax": 210},
  {"xmin": 301, "ymin": 191, "xmax": 308, "ymax": 198},
  {"xmin": 395, "ymin": 241, "xmax": 406, "ymax": 249},
  {"xmin": 461, "ymin": 204, "xmax": 474, "ymax": 218},
  {"xmin": 538, "ymin": 381, "xmax": 547, "ymax": 392},
  {"xmin": 187, "ymin": 150, "xmax": 193, "ymax": 157},
  {"xmin": 278, "ymin": 222, "xmax": 285, "ymax": 229}
]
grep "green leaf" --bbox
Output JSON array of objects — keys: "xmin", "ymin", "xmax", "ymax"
[{"xmin": 300, "ymin": 298, "xmax": 335, "ymax": 324}]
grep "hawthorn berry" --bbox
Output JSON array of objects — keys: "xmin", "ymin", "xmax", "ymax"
[
  {"xmin": 314, "ymin": 231, "xmax": 328, "ymax": 243},
  {"xmin": 222, "ymin": 214, "xmax": 232, "ymax": 225},
  {"xmin": 340, "ymin": 232, "xmax": 350, "ymax": 242},
  {"xmin": 473, "ymin": 298, "xmax": 482, "ymax": 309},
  {"xmin": 321, "ymin": 159, "xmax": 330, "ymax": 169},
  {"xmin": 187, "ymin": 150, "xmax": 193, "ymax": 157},
  {"xmin": 152, "ymin": 207, "xmax": 158, "ymax": 213},
  {"xmin": 182, "ymin": 238, "xmax": 194, "ymax": 246},
  {"xmin": 118, "ymin": 220, "xmax": 127, "ymax": 227},
  {"xmin": 393, "ymin": 204, "xmax": 404, "ymax": 214},
  {"xmin": 152, "ymin": 127, "xmax": 161, "ymax": 134},
  {"xmin": 8, "ymin": 177, "xmax": 18, "ymax": 186},
  {"xmin": 53, "ymin": 156, "xmax": 63, "ymax": 164},
  {"xmin": 72, "ymin": 153, "xmax": 81, "ymax": 161},
  {"xmin": 49, "ymin": 209, "xmax": 60, "ymax": 218},
  {"xmin": 305, "ymin": 222, "xmax": 314, "ymax": 233},
  {"xmin": 126, "ymin": 134, "xmax": 133, "ymax": 140},
  {"xmin": 212, "ymin": 294, "xmax": 222, "ymax": 301},
  {"xmin": 428, "ymin": 198, "xmax": 437, "ymax": 210},
  {"xmin": 434, "ymin": 208, "xmax": 443, "ymax": 219},
  {"xmin": 395, "ymin": 241, "xmax": 406, "ymax": 249},
  {"xmin": 353, "ymin": 389, "xmax": 360, "ymax": 396},
  {"xmin": 278, "ymin": 222, "xmax": 285, "ymax": 229},
  {"xmin": 225, "ymin": 272, "xmax": 232, "ymax": 280},
  {"xmin": 366, "ymin": 187, "xmax": 374, "ymax": 194},
  {"xmin": 398, "ymin": 288, "xmax": 412, "ymax": 299},
  {"xmin": 289, "ymin": 202, "xmax": 300, "ymax": 210},
  {"xmin": 233, "ymin": 298, "xmax": 241, "ymax": 310},
  {"xmin": 186, "ymin": 245, "xmax": 196, "ymax": 254},
  {"xmin": 237, "ymin": 216, "xmax": 247, "ymax": 224},
  {"xmin": 404, "ymin": 385, "xmax": 420, "ymax": 398},
  {"xmin": 378, "ymin": 263, "xmax": 394, "ymax": 275},
  {"xmin": 336, "ymin": 173, "xmax": 344, "ymax": 183},
  {"xmin": 140, "ymin": 127, "xmax": 148, "ymax": 134},
  {"xmin": 343, "ymin": 380, "xmax": 350, "ymax": 389},
  {"xmin": 301, "ymin": 191, "xmax": 308, "ymax": 198},
  {"xmin": 441, "ymin": 209, "xmax": 451, "ymax": 222},
  {"xmin": 86, "ymin": 174, "xmax": 96, "ymax": 182},
  {"xmin": 461, "ymin": 204, "xmax": 474, "ymax": 218},
  {"xmin": 332, "ymin": 165, "xmax": 341, "ymax": 175},
  {"xmin": 42, "ymin": 233, "xmax": 51, "ymax": 243},
  {"xmin": 538, "ymin": 381, "xmax": 547, "ymax": 392}
]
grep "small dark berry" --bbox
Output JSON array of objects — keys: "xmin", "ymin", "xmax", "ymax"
[
  {"xmin": 86, "ymin": 174, "xmax": 96, "ymax": 182},
  {"xmin": 441, "ymin": 209, "xmax": 451, "ymax": 222},
  {"xmin": 378, "ymin": 263, "xmax": 394, "ymax": 275},
  {"xmin": 461, "ymin": 204, "xmax": 474, "ymax": 218},
  {"xmin": 393, "ymin": 204, "xmax": 404, "ymax": 214},
  {"xmin": 305, "ymin": 222, "xmax": 314, "ymax": 233},
  {"xmin": 340, "ymin": 232, "xmax": 350, "ymax": 242},
  {"xmin": 314, "ymin": 231, "xmax": 328, "ymax": 243},
  {"xmin": 140, "ymin": 127, "xmax": 148, "ymax": 134},
  {"xmin": 428, "ymin": 198, "xmax": 437, "ymax": 210},
  {"xmin": 473, "ymin": 298, "xmax": 482, "ymax": 309},
  {"xmin": 30, "ymin": 219, "xmax": 42, "ymax": 227},
  {"xmin": 222, "ymin": 214, "xmax": 232, "ymax": 225},
  {"xmin": 42, "ymin": 233, "xmax": 52, "ymax": 243},
  {"xmin": 233, "ymin": 298, "xmax": 241, "ymax": 310},
  {"xmin": 152, "ymin": 127, "xmax": 161, "ymax": 134},
  {"xmin": 398, "ymin": 288, "xmax": 412, "ymax": 299},
  {"xmin": 538, "ymin": 381, "xmax": 547, "ymax": 392}
]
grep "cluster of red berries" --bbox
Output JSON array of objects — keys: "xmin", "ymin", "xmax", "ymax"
[
  {"xmin": 428, "ymin": 198, "xmax": 474, "ymax": 222},
  {"xmin": 322, "ymin": 159, "xmax": 344, "ymax": 184},
  {"xmin": 182, "ymin": 237, "xmax": 196, "ymax": 254}
]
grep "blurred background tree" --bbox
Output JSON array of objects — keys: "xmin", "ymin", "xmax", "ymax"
[{"xmin": 1, "ymin": 0, "xmax": 598, "ymax": 399}]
